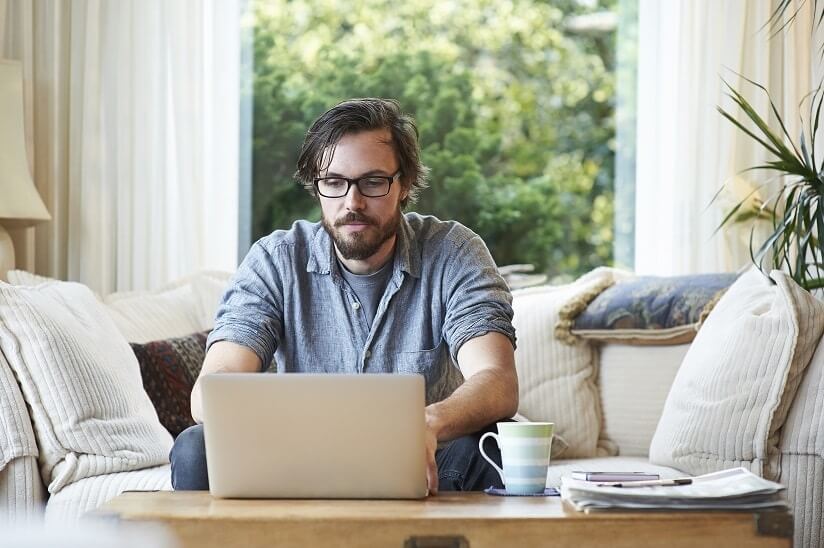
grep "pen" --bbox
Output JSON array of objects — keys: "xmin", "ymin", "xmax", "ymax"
[{"xmin": 596, "ymin": 478, "xmax": 693, "ymax": 488}]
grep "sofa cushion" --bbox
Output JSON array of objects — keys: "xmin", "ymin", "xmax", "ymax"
[
  {"xmin": 191, "ymin": 271, "xmax": 232, "ymax": 330},
  {"xmin": 0, "ymin": 350, "xmax": 38, "ymax": 471},
  {"xmin": 104, "ymin": 285, "xmax": 202, "ymax": 344},
  {"xmin": 0, "ymin": 281, "xmax": 173, "ymax": 494},
  {"xmin": 649, "ymin": 268, "xmax": 824, "ymax": 480},
  {"xmin": 44, "ymin": 464, "xmax": 171, "ymax": 523},
  {"xmin": 512, "ymin": 268, "xmax": 624, "ymax": 458},
  {"xmin": 779, "ymin": 329, "xmax": 824, "ymax": 548},
  {"xmin": 5, "ymin": 270, "xmax": 233, "ymax": 343},
  {"xmin": 598, "ymin": 343, "xmax": 690, "ymax": 456},
  {"xmin": 561, "ymin": 273, "xmax": 737, "ymax": 345},
  {"xmin": 0, "ymin": 455, "xmax": 46, "ymax": 521},
  {"xmin": 130, "ymin": 331, "xmax": 208, "ymax": 438}
]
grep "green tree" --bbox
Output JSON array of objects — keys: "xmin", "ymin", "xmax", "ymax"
[{"xmin": 251, "ymin": 0, "xmax": 616, "ymax": 278}]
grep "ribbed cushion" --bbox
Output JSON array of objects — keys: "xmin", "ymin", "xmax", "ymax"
[
  {"xmin": 191, "ymin": 271, "xmax": 232, "ymax": 330},
  {"xmin": 0, "ymin": 350, "xmax": 38, "ymax": 470},
  {"xmin": 512, "ymin": 269, "xmax": 619, "ymax": 458},
  {"xmin": 5, "ymin": 270, "xmax": 233, "ymax": 343},
  {"xmin": 649, "ymin": 269, "xmax": 824, "ymax": 480},
  {"xmin": 104, "ymin": 283, "xmax": 203, "ymax": 344},
  {"xmin": 44, "ymin": 464, "xmax": 171, "ymax": 522},
  {"xmin": 779, "ymin": 454, "xmax": 823, "ymax": 548},
  {"xmin": 598, "ymin": 343, "xmax": 689, "ymax": 456},
  {"xmin": 780, "ymin": 333, "xmax": 824, "ymax": 547},
  {"xmin": 0, "ymin": 281, "xmax": 173, "ymax": 495},
  {"xmin": 0, "ymin": 456, "xmax": 45, "ymax": 521}
]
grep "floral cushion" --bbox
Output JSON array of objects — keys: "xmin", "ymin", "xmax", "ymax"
[
  {"xmin": 563, "ymin": 273, "xmax": 738, "ymax": 345},
  {"xmin": 130, "ymin": 331, "xmax": 208, "ymax": 437}
]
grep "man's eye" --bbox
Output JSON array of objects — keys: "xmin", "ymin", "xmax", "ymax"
[
  {"xmin": 362, "ymin": 178, "xmax": 386, "ymax": 188},
  {"xmin": 323, "ymin": 179, "xmax": 347, "ymax": 187}
]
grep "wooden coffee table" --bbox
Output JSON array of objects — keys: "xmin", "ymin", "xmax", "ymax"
[{"xmin": 95, "ymin": 491, "xmax": 792, "ymax": 548}]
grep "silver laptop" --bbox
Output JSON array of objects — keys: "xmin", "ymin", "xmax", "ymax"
[{"xmin": 200, "ymin": 373, "xmax": 428, "ymax": 499}]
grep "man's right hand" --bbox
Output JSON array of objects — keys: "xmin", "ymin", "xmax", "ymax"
[{"xmin": 190, "ymin": 341, "xmax": 262, "ymax": 423}]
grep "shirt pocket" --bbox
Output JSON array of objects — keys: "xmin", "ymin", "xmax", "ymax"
[{"xmin": 392, "ymin": 341, "xmax": 446, "ymax": 385}]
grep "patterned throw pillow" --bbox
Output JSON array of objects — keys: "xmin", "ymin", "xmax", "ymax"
[
  {"xmin": 558, "ymin": 273, "xmax": 738, "ymax": 345},
  {"xmin": 130, "ymin": 331, "xmax": 209, "ymax": 437}
]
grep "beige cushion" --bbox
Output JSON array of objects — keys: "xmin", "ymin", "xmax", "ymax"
[
  {"xmin": 0, "ymin": 281, "xmax": 173, "ymax": 494},
  {"xmin": 779, "ymin": 331, "xmax": 824, "ymax": 547},
  {"xmin": 0, "ymin": 349, "xmax": 38, "ymax": 471},
  {"xmin": 5, "ymin": 270, "xmax": 233, "ymax": 343},
  {"xmin": 44, "ymin": 464, "xmax": 171, "ymax": 523},
  {"xmin": 598, "ymin": 343, "xmax": 689, "ymax": 456},
  {"xmin": 0, "ymin": 456, "xmax": 45, "ymax": 521},
  {"xmin": 191, "ymin": 270, "xmax": 232, "ymax": 330},
  {"xmin": 649, "ymin": 269, "xmax": 824, "ymax": 480},
  {"xmin": 512, "ymin": 269, "xmax": 622, "ymax": 458}
]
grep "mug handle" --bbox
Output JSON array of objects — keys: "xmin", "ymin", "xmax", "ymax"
[{"xmin": 478, "ymin": 432, "xmax": 505, "ymax": 485}]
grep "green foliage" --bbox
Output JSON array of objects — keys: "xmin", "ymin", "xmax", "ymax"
[
  {"xmin": 716, "ymin": 77, "xmax": 824, "ymax": 289},
  {"xmin": 251, "ymin": 0, "xmax": 616, "ymax": 278}
]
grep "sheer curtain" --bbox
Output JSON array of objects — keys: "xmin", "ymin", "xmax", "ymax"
[
  {"xmin": 634, "ymin": 0, "xmax": 821, "ymax": 275},
  {"xmin": 0, "ymin": 0, "xmax": 239, "ymax": 293}
]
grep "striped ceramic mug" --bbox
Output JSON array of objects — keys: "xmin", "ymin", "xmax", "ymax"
[{"xmin": 478, "ymin": 422, "xmax": 554, "ymax": 494}]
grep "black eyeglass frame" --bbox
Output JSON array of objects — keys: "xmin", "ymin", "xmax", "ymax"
[{"xmin": 312, "ymin": 171, "xmax": 401, "ymax": 198}]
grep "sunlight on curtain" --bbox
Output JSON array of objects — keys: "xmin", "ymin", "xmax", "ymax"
[
  {"xmin": 0, "ymin": 0, "xmax": 239, "ymax": 293},
  {"xmin": 634, "ymin": 0, "xmax": 819, "ymax": 275}
]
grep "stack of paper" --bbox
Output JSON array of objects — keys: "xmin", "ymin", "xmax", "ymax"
[{"xmin": 561, "ymin": 467, "xmax": 789, "ymax": 513}]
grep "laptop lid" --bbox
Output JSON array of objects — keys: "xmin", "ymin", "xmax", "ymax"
[{"xmin": 201, "ymin": 373, "xmax": 428, "ymax": 499}]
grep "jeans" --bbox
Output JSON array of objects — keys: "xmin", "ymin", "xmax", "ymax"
[{"xmin": 170, "ymin": 421, "xmax": 505, "ymax": 492}]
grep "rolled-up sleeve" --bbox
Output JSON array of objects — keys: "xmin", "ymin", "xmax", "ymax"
[
  {"xmin": 441, "ymin": 234, "xmax": 516, "ymax": 363},
  {"xmin": 206, "ymin": 241, "xmax": 284, "ymax": 370}
]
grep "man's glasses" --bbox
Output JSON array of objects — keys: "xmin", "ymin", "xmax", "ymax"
[{"xmin": 313, "ymin": 171, "xmax": 400, "ymax": 198}]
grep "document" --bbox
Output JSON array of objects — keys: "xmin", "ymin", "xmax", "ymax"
[{"xmin": 561, "ymin": 467, "xmax": 788, "ymax": 513}]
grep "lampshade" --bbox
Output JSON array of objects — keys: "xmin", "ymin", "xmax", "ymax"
[{"xmin": 0, "ymin": 60, "xmax": 51, "ymax": 228}]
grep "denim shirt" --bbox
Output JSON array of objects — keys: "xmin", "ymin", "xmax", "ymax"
[{"xmin": 207, "ymin": 212, "xmax": 516, "ymax": 405}]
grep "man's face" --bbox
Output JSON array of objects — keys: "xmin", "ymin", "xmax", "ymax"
[{"xmin": 319, "ymin": 129, "xmax": 407, "ymax": 262}]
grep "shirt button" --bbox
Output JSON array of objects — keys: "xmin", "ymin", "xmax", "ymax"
[
  {"xmin": 365, "ymin": 350, "xmax": 372, "ymax": 359},
  {"xmin": 352, "ymin": 302, "xmax": 361, "ymax": 310}
]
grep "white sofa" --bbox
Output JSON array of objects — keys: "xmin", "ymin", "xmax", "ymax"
[{"xmin": 0, "ymin": 269, "xmax": 821, "ymax": 547}]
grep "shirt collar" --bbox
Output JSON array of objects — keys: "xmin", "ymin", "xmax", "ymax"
[{"xmin": 306, "ymin": 214, "xmax": 421, "ymax": 279}]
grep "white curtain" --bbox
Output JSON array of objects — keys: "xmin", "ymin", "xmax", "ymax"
[
  {"xmin": 634, "ymin": 0, "xmax": 822, "ymax": 275},
  {"xmin": 0, "ymin": 0, "xmax": 239, "ymax": 293}
]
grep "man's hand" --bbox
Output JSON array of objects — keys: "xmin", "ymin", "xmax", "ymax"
[
  {"xmin": 425, "ymin": 420, "xmax": 439, "ymax": 495},
  {"xmin": 190, "ymin": 341, "xmax": 262, "ymax": 423}
]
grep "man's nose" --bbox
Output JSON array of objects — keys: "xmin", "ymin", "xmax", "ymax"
[{"xmin": 344, "ymin": 183, "xmax": 366, "ymax": 210}]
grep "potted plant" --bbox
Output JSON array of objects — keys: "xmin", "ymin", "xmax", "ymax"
[{"xmin": 715, "ymin": 1, "xmax": 824, "ymax": 289}]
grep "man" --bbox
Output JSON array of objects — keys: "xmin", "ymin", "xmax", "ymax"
[{"xmin": 171, "ymin": 98, "xmax": 518, "ymax": 494}]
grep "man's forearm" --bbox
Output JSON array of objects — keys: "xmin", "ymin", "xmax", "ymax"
[{"xmin": 425, "ymin": 366, "xmax": 518, "ymax": 442}]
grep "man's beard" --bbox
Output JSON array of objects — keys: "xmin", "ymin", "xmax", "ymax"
[{"xmin": 322, "ymin": 208, "xmax": 401, "ymax": 261}]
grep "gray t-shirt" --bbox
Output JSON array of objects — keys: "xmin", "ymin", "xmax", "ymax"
[
  {"xmin": 207, "ymin": 212, "xmax": 516, "ymax": 405},
  {"xmin": 337, "ymin": 256, "xmax": 394, "ymax": 330}
]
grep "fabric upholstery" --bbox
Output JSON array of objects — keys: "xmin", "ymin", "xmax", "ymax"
[
  {"xmin": 569, "ymin": 273, "xmax": 737, "ymax": 345},
  {"xmin": 0, "ymin": 350, "xmax": 38, "ymax": 472},
  {"xmin": 0, "ymin": 456, "xmax": 45, "ymax": 521},
  {"xmin": 130, "ymin": 331, "xmax": 208, "ymax": 437},
  {"xmin": 780, "ymin": 334, "xmax": 824, "ymax": 548},
  {"xmin": 0, "ymin": 281, "xmax": 173, "ymax": 494},
  {"xmin": 512, "ymin": 269, "xmax": 624, "ymax": 458},
  {"xmin": 44, "ymin": 464, "xmax": 171, "ymax": 523},
  {"xmin": 649, "ymin": 269, "xmax": 824, "ymax": 480},
  {"xmin": 598, "ymin": 343, "xmax": 690, "ymax": 456},
  {"xmin": 5, "ymin": 270, "xmax": 233, "ymax": 343},
  {"xmin": 103, "ymin": 283, "xmax": 204, "ymax": 344}
]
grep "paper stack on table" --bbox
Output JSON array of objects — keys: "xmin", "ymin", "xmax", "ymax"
[{"xmin": 561, "ymin": 467, "xmax": 789, "ymax": 513}]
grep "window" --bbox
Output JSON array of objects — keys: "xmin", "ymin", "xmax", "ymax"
[{"xmin": 247, "ymin": 0, "xmax": 624, "ymax": 281}]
